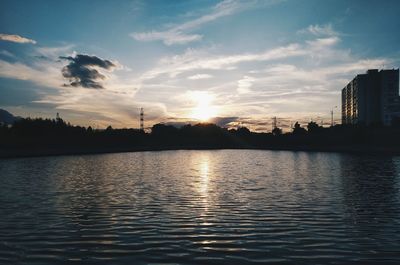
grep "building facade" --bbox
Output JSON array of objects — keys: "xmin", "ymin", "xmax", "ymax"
[{"xmin": 341, "ymin": 69, "xmax": 400, "ymax": 126}]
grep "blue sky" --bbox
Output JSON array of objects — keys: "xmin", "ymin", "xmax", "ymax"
[{"xmin": 1, "ymin": 0, "xmax": 399, "ymax": 131}]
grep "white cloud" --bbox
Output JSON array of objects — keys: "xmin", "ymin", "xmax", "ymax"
[
  {"xmin": 0, "ymin": 59, "xmax": 63, "ymax": 88},
  {"xmin": 36, "ymin": 44, "xmax": 75, "ymax": 58},
  {"xmin": 0, "ymin": 33, "xmax": 36, "ymax": 44},
  {"xmin": 298, "ymin": 24, "xmax": 339, "ymax": 37},
  {"xmin": 131, "ymin": 31, "xmax": 202, "ymax": 46},
  {"xmin": 306, "ymin": 36, "xmax": 340, "ymax": 48},
  {"xmin": 141, "ymin": 44, "xmax": 306, "ymax": 80},
  {"xmin": 0, "ymin": 45, "xmax": 77, "ymax": 88},
  {"xmin": 141, "ymin": 35, "xmax": 347, "ymax": 81},
  {"xmin": 131, "ymin": 0, "xmax": 283, "ymax": 45},
  {"xmin": 237, "ymin": 75, "xmax": 255, "ymax": 94},
  {"xmin": 187, "ymin": 74, "xmax": 213, "ymax": 80}
]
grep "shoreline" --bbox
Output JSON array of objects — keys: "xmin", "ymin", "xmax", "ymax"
[{"xmin": 1, "ymin": 145, "xmax": 399, "ymax": 159}]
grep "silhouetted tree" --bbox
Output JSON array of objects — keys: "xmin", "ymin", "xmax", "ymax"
[
  {"xmin": 236, "ymin": 126, "xmax": 251, "ymax": 136},
  {"xmin": 292, "ymin": 122, "xmax": 306, "ymax": 135},
  {"xmin": 307, "ymin": 121, "xmax": 323, "ymax": 133},
  {"xmin": 272, "ymin": 127, "xmax": 282, "ymax": 136},
  {"xmin": 151, "ymin": 123, "xmax": 179, "ymax": 136}
]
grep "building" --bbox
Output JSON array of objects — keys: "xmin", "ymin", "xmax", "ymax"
[{"xmin": 341, "ymin": 69, "xmax": 400, "ymax": 126}]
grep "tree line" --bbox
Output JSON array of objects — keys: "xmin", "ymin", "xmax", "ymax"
[{"xmin": 1, "ymin": 117, "xmax": 400, "ymax": 156}]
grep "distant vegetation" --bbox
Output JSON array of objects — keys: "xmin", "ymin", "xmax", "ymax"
[{"xmin": 1, "ymin": 117, "xmax": 400, "ymax": 157}]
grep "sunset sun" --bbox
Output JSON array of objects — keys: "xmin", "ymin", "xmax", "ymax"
[{"xmin": 190, "ymin": 92, "xmax": 217, "ymax": 122}]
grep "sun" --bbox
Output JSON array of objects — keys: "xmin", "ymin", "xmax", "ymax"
[{"xmin": 189, "ymin": 92, "xmax": 217, "ymax": 122}]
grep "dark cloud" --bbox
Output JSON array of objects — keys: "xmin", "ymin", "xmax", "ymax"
[
  {"xmin": 59, "ymin": 54, "xmax": 116, "ymax": 89},
  {"xmin": 161, "ymin": 117, "xmax": 240, "ymax": 128}
]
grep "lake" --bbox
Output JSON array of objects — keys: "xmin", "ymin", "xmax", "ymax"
[{"xmin": 1, "ymin": 150, "xmax": 400, "ymax": 264}]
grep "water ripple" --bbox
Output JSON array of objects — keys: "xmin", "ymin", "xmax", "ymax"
[{"xmin": 1, "ymin": 150, "xmax": 400, "ymax": 264}]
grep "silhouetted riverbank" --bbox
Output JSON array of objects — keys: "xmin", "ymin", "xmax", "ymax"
[
  {"xmin": 1, "ymin": 117, "xmax": 400, "ymax": 158},
  {"xmin": 2, "ymin": 145, "xmax": 400, "ymax": 159},
  {"xmin": 0, "ymin": 146, "xmax": 400, "ymax": 159}
]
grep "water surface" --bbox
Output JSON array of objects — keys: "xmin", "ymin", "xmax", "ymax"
[{"xmin": 1, "ymin": 150, "xmax": 400, "ymax": 264}]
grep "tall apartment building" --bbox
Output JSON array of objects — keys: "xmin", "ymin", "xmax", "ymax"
[{"xmin": 341, "ymin": 69, "xmax": 400, "ymax": 126}]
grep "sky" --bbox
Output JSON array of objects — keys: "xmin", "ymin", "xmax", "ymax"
[{"xmin": 0, "ymin": 0, "xmax": 399, "ymax": 131}]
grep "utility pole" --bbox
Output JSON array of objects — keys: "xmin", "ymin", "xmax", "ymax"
[
  {"xmin": 331, "ymin": 106, "xmax": 337, "ymax": 127},
  {"xmin": 140, "ymin": 107, "xmax": 144, "ymax": 131}
]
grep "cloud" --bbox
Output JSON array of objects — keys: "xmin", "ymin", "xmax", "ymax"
[
  {"xmin": 0, "ymin": 59, "xmax": 63, "ymax": 88},
  {"xmin": 210, "ymin": 116, "xmax": 240, "ymax": 127},
  {"xmin": 0, "ymin": 50, "xmax": 15, "ymax": 58},
  {"xmin": 35, "ymin": 87, "xmax": 166, "ymax": 129},
  {"xmin": 0, "ymin": 45, "xmax": 74, "ymax": 89},
  {"xmin": 307, "ymin": 36, "xmax": 340, "ymax": 49},
  {"xmin": 131, "ymin": 0, "xmax": 238, "ymax": 45},
  {"xmin": 36, "ymin": 44, "xmax": 75, "ymax": 59},
  {"xmin": 0, "ymin": 33, "xmax": 36, "ymax": 44},
  {"xmin": 161, "ymin": 116, "xmax": 240, "ymax": 128},
  {"xmin": 59, "ymin": 54, "xmax": 117, "ymax": 89},
  {"xmin": 143, "ymin": 33, "xmax": 349, "ymax": 81},
  {"xmin": 131, "ymin": 0, "xmax": 283, "ymax": 45},
  {"xmin": 132, "ymin": 31, "xmax": 203, "ymax": 46},
  {"xmin": 187, "ymin": 73, "xmax": 213, "ymax": 80},
  {"xmin": 142, "ymin": 44, "xmax": 306, "ymax": 80},
  {"xmin": 0, "ymin": 46, "xmax": 145, "ymax": 128},
  {"xmin": 237, "ymin": 75, "xmax": 255, "ymax": 94},
  {"xmin": 298, "ymin": 24, "xmax": 338, "ymax": 37},
  {"xmin": 0, "ymin": 46, "xmax": 129, "ymax": 92}
]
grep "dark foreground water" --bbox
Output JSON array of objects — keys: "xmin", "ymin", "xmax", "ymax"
[{"xmin": 1, "ymin": 150, "xmax": 400, "ymax": 265}]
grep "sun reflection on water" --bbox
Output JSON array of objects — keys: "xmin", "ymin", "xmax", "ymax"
[
  {"xmin": 199, "ymin": 157, "xmax": 210, "ymax": 195},
  {"xmin": 194, "ymin": 153, "xmax": 214, "ymax": 228}
]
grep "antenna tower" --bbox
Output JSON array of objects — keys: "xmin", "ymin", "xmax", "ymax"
[
  {"xmin": 140, "ymin": 107, "xmax": 144, "ymax": 131},
  {"xmin": 272, "ymin": 116, "xmax": 277, "ymax": 131}
]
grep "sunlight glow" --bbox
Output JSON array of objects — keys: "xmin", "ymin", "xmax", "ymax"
[{"xmin": 189, "ymin": 92, "xmax": 217, "ymax": 121}]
